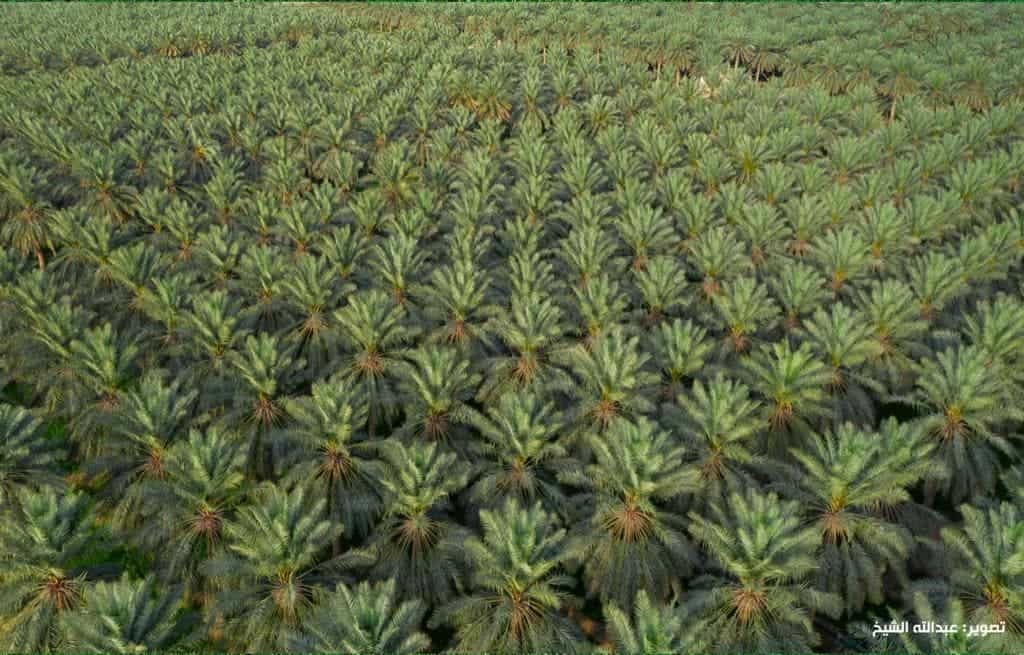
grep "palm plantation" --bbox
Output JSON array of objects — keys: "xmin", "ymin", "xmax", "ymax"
[{"xmin": 1, "ymin": 3, "xmax": 1023, "ymax": 653}]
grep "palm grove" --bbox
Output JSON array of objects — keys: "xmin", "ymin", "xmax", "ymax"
[{"xmin": 1, "ymin": 3, "xmax": 1023, "ymax": 654}]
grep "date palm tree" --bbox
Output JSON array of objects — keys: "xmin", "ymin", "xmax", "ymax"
[
  {"xmin": 777, "ymin": 419, "xmax": 942, "ymax": 616},
  {"xmin": 202, "ymin": 481, "xmax": 340, "ymax": 652},
  {"xmin": 0, "ymin": 488, "xmax": 105, "ymax": 652},
  {"xmin": 435, "ymin": 498, "xmax": 580, "ymax": 652},
  {"xmin": 0, "ymin": 156, "xmax": 54, "ymax": 270},
  {"xmin": 289, "ymin": 579, "xmax": 430, "ymax": 654},
  {"xmin": 61, "ymin": 576, "xmax": 195, "ymax": 653},
  {"xmin": 565, "ymin": 417, "xmax": 699, "ymax": 609},
  {"xmin": 941, "ymin": 502, "xmax": 1024, "ymax": 638},
  {"xmin": 604, "ymin": 589, "xmax": 707, "ymax": 654},
  {"xmin": 909, "ymin": 344, "xmax": 1022, "ymax": 502},
  {"xmin": 671, "ymin": 375, "xmax": 764, "ymax": 504},
  {"xmin": 0, "ymin": 403, "xmax": 65, "ymax": 506},
  {"xmin": 686, "ymin": 489, "xmax": 842, "ymax": 653},
  {"xmin": 358, "ymin": 440, "xmax": 471, "ymax": 608},
  {"xmin": 394, "ymin": 345, "xmax": 481, "ymax": 443},
  {"xmin": 135, "ymin": 426, "xmax": 247, "ymax": 594},
  {"xmin": 561, "ymin": 326, "xmax": 658, "ymax": 436},
  {"xmin": 464, "ymin": 391, "xmax": 571, "ymax": 511},
  {"xmin": 743, "ymin": 340, "xmax": 832, "ymax": 452},
  {"xmin": 334, "ymin": 289, "xmax": 416, "ymax": 436},
  {"xmin": 281, "ymin": 377, "xmax": 382, "ymax": 546}
]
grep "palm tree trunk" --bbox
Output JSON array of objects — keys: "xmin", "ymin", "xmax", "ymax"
[{"xmin": 35, "ymin": 248, "xmax": 45, "ymax": 270}]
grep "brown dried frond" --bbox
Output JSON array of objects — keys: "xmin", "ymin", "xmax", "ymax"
[
  {"xmin": 394, "ymin": 514, "xmax": 441, "ymax": 558},
  {"xmin": 39, "ymin": 574, "xmax": 80, "ymax": 612},
  {"xmin": 602, "ymin": 498, "xmax": 655, "ymax": 543},
  {"xmin": 732, "ymin": 587, "xmax": 767, "ymax": 625},
  {"xmin": 768, "ymin": 399, "xmax": 793, "ymax": 431},
  {"xmin": 423, "ymin": 410, "xmax": 450, "ymax": 440}
]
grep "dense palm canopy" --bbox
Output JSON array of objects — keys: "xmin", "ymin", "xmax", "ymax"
[{"xmin": 0, "ymin": 2, "xmax": 1023, "ymax": 653}]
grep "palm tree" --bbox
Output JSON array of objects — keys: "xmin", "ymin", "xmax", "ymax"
[
  {"xmin": 671, "ymin": 375, "xmax": 763, "ymax": 504},
  {"xmin": 289, "ymin": 579, "xmax": 430, "ymax": 654},
  {"xmin": 0, "ymin": 488, "xmax": 104, "ymax": 652},
  {"xmin": 0, "ymin": 156, "xmax": 54, "ymax": 270},
  {"xmin": 561, "ymin": 326, "xmax": 658, "ymax": 436},
  {"xmin": 769, "ymin": 261, "xmax": 829, "ymax": 331},
  {"xmin": 603, "ymin": 589, "xmax": 707, "ymax": 654},
  {"xmin": 135, "ymin": 426, "xmax": 247, "ymax": 592},
  {"xmin": 226, "ymin": 333, "xmax": 298, "ymax": 478},
  {"xmin": 281, "ymin": 377, "xmax": 383, "ymax": 546},
  {"xmin": 202, "ymin": 481, "xmax": 340, "ymax": 652},
  {"xmin": 478, "ymin": 291, "xmax": 574, "ymax": 402},
  {"xmin": 854, "ymin": 279, "xmax": 928, "ymax": 394},
  {"xmin": 743, "ymin": 340, "xmax": 831, "ymax": 450},
  {"xmin": 435, "ymin": 498, "xmax": 580, "ymax": 652},
  {"xmin": 799, "ymin": 303, "xmax": 884, "ymax": 425},
  {"xmin": 359, "ymin": 440, "xmax": 470, "ymax": 607},
  {"xmin": 0, "ymin": 403, "xmax": 65, "ymax": 506},
  {"xmin": 648, "ymin": 319, "xmax": 712, "ymax": 402},
  {"xmin": 67, "ymin": 323, "xmax": 141, "ymax": 452},
  {"xmin": 777, "ymin": 419, "xmax": 942, "ymax": 616},
  {"xmin": 464, "ymin": 391, "xmax": 571, "ymax": 510},
  {"xmin": 334, "ymin": 289, "xmax": 416, "ymax": 436},
  {"xmin": 61, "ymin": 576, "xmax": 195, "ymax": 653},
  {"xmin": 713, "ymin": 276, "xmax": 780, "ymax": 356},
  {"xmin": 102, "ymin": 372, "xmax": 197, "ymax": 528},
  {"xmin": 941, "ymin": 502, "xmax": 1024, "ymax": 638},
  {"xmin": 909, "ymin": 344, "xmax": 1022, "ymax": 502},
  {"xmin": 565, "ymin": 417, "xmax": 699, "ymax": 610},
  {"xmin": 686, "ymin": 489, "xmax": 842, "ymax": 652},
  {"xmin": 394, "ymin": 345, "xmax": 481, "ymax": 442}
]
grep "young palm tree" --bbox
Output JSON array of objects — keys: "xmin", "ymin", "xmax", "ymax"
[
  {"xmin": 603, "ymin": 589, "xmax": 707, "ymax": 654},
  {"xmin": 777, "ymin": 419, "xmax": 942, "ymax": 616},
  {"xmin": 203, "ymin": 481, "xmax": 340, "ymax": 652},
  {"xmin": 435, "ymin": 498, "xmax": 580, "ymax": 653},
  {"xmin": 941, "ymin": 502, "xmax": 1024, "ymax": 638},
  {"xmin": 61, "ymin": 576, "xmax": 195, "ymax": 653},
  {"xmin": 0, "ymin": 488, "xmax": 104, "ymax": 652},
  {"xmin": 289, "ymin": 578, "xmax": 430, "ymax": 654},
  {"xmin": 565, "ymin": 417, "xmax": 699, "ymax": 610},
  {"xmin": 686, "ymin": 489, "xmax": 842, "ymax": 653},
  {"xmin": 0, "ymin": 403, "xmax": 64, "ymax": 506}
]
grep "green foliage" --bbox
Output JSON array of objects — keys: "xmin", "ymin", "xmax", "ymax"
[
  {"xmin": 436, "ymin": 498, "xmax": 579, "ymax": 653},
  {"xmin": 290, "ymin": 579, "xmax": 430, "ymax": 655},
  {"xmin": 1, "ymin": 4, "xmax": 1023, "ymax": 652},
  {"xmin": 61, "ymin": 576, "xmax": 195, "ymax": 653},
  {"xmin": 687, "ymin": 490, "xmax": 843, "ymax": 652}
]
